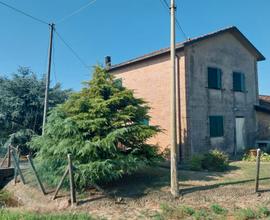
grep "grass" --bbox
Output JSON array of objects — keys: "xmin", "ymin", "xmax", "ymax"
[
  {"xmin": 152, "ymin": 203, "xmax": 270, "ymax": 220},
  {"xmin": 0, "ymin": 209, "xmax": 101, "ymax": 220},
  {"xmin": 0, "ymin": 190, "xmax": 19, "ymax": 208}
]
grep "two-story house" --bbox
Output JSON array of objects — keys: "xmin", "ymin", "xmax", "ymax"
[{"xmin": 108, "ymin": 26, "xmax": 265, "ymax": 159}]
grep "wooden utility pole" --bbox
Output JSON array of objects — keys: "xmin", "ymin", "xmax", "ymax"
[
  {"xmin": 170, "ymin": 0, "xmax": 179, "ymax": 197},
  {"xmin": 42, "ymin": 23, "xmax": 54, "ymax": 135},
  {"xmin": 68, "ymin": 154, "xmax": 76, "ymax": 206}
]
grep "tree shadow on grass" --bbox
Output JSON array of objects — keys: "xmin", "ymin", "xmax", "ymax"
[
  {"xmin": 100, "ymin": 164, "xmax": 240, "ymax": 199},
  {"xmin": 181, "ymin": 177, "xmax": 270, "ymax": 195}
]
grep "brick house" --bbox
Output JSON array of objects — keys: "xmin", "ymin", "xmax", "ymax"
[{"xmin": 108, "ymin": 26, "xmax": 265, "ymax": 159}]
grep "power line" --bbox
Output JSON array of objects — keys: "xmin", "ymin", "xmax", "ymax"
[
  {"xmin": 0, "ymin": 0, "xmax": 49, "ymax": 25},
  {"xmin": 159, "ymin": 0, "xmax": 188, "ymax": 40},
  {"xmin": 56, "ymin": 0, "xmax": 97, "ymax": 24},
  {"xmin": 54, "ymin": 30, "xmax": 90, "ymax": 70}
]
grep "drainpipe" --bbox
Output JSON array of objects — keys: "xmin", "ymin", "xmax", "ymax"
[{"xmin": 175, "ymin": 55, "xmax": 182, "ymax": 162}]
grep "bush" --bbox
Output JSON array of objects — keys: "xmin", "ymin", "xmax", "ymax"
[
  {"xmin": 243, "ymin": 151, "xmax": 270, "ymax": 162},
  {"xmin": 190, "ymin": 149, "xmax": 229, "ymax": 172},
  {"xmin": 202, "ymin": 149, "xmax": 229, "ymax": 171}
]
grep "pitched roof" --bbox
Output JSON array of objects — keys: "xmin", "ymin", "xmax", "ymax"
[
  {"xmin": 255, "ymin": 95, "xmax": 270, "ymax": 113},
  {"xmin": 109, "ymin": 26, "xmax": 265, "ymax": 72}
]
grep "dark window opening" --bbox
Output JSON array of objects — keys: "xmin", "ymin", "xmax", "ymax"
[
  {"xmin": 209, "ymin": 116, "xmax": 224, "ymax": 137},
  {"xmin": 208, "ymin": 67, "xmax": 222, "ymax": 89},
  {"xmin": 233, "ymin": 72, "xmax": 245, "ymax": 92}
]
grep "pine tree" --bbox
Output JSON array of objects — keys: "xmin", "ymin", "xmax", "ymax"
[{"xmin": 31, "ymin": 66, "xmax": 161, "ymax": 189}]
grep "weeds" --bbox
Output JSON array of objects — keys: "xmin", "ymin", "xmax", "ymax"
[
  {"xmin": 155, "ymin": 204, "xmax": 270, "ymax": 220},
  {"xmin": 0, "ymin": 209, "xmax": 100, "ymax": 220},
  {"xmin": 210, "ymin": 204, "xmax": 227, "ymax": 215},
  {"xmin": 0, "ymin": 190, "xmax": 19, "ymax": 208}
]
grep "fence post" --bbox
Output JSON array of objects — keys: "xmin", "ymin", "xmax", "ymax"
[
  {"xmin": 255, "ymin": 148, "xmax": 261, "ymax": 192},
  {"xmin": 52, "ymin": 166, "xmax": 69, "ymax": 200},
  {"xmin": 27, "ymin": 155, "xmax": 46, "ymax": 195},
  {"xmin": 0, "ymin": 152, "xmax": 8, "ymax": 167},
  {"xmin": 14, "ymin": 148, "xmax": 20, "ymax": 184},
  {"xmin": 11, "ymin": 150, "xmax": 25, "ymax": 184},
  {"xmin": 68, "ymin": 154, "xmax": 76, "ymax": 206},
  {"xmin": 7, "ymin": 145, "xmax": 11, "ymax": 167}
]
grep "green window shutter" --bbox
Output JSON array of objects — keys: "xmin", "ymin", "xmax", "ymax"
[
  {"xmin": 217, "ymin": 69, "xmax": 222, "ymax": 89},
  {"xmin": 233, "ymin": 72, "xmax": 245, "ymax": 92},
  {"xmin": 140, "ymin": 119, "xmax": 149, "ymax": 126},
  {"xmin": 208, "ymin": 67, "xmax": 221, "ymax": 89},
  {"xmin": 240, "ymin": 74, "xmax": 246, "ymax": 92},
  {"xmin": 209, "ymin": 116, "xmax": 224, "ymax": 137},
  {"xmin": 114, "ymin": 78, "xmax": 122, "ymax": 88}
]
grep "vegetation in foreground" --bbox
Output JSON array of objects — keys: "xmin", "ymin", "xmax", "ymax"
[
  {"xmin": 30, "ymin": 66, "xmax": 161, "ymax": 190},
  {"xmin": 152, "ymin": 203, "xmax": 270, "ymax": 220},
  {"xmin": 0, "ymin": 190, "xmax": 19, "ymax": 208},
  {"xmin": 0, "ymin": 209, "xmax": 99, "ymax": 220}
]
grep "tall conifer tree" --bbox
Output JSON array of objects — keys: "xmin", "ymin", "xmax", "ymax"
[{"xmin": 31, "ymin": 66, "xmax": 160, "ymax": 188}]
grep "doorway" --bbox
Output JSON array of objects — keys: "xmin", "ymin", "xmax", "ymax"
[{"xmin": 235, "ymin": 117, "xmax": 246, "ymax": 152}]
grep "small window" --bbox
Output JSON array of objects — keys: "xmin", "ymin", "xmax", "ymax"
[
  {"xmin": 208, "ymin": 67, "xmax": 222, "ymax": 89},
  {"xmin": 209, "ymin": 116, "xmax": 224, "ymax": 137},
  {"xmin": 140, "ymin": 119, "xmax": 149, "ymax": 126},
  {"xmin": 114, "ymin": 78, "xmax": 122, "ymax": 88},
  {"xmin": 233, "ymin": 72, "xmax": 245, "ymax": 92}
]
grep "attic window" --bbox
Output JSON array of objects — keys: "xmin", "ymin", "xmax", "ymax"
[{"xmin": 208, "ymin": 67, "xmax": 222, "ymax": 89}]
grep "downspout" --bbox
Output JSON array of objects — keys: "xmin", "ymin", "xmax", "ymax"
[{"xmin": 175, "ymin": 55, "xmax": 182, "ymax": 162}]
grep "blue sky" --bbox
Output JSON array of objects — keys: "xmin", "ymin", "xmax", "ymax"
[{"xmin": 0, "ymin": 0, "xmax": 269, "ymax": 94}]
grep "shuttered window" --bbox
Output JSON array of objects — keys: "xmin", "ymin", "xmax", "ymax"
[
  {"xmin": 142, "ymin": 119, "xmax": 149, "ymax": 126},
  {"xmin": 114, "ymin": 78, "xmax": 122, "ymax": 88},
  {"xmin": 208, "ymin": 67, "xmax": 222, "ymax": 89},
  {"xmin": 233, "ymin": 72, "xmax": 245, "ymax": 92},
  {"xmin": 209, "ymin": 116, "xmax": 224, "ymax": 137}
]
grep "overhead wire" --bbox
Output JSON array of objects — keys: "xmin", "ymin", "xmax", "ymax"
[
  {"xmin": 56, "ymin": 0, "xmax": 97, "ymax": 24},
  {"xmin": 159, "ymin": 0, "xmax": 188, "ymax": 40},
  {"xmin": 54, "ymin": 29, "xmax": 90, "ymax": 70},
  {"xmin": 0, "ymin": 0, "xmax": 49, "ymax": 25}
]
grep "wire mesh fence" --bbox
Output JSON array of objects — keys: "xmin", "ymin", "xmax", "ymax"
[{"xmin": 0, "ymin": 145, "xmax": 46, "ymax": 193}]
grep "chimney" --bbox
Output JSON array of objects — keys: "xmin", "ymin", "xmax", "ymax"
[{"xmin": 105, "ymin": 56, "xmax": 111, "ymax": 69}]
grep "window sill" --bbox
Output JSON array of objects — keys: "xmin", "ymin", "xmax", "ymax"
[
  {"xmin": 232, "ymin": 89, "xmax": 248, "ymax": 93},
  {"xmin": 206, "ymin": 87, "xmax": 224, "ymax": 91}
]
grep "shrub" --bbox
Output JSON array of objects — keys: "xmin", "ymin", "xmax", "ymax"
[
  {"xmin": 190, "ymin": 149, "xmax": 229, "ymax": 172},
  {"xmin": 202, "ymin": 149, "xmax": 229, "ymax": 171},
  {"xmin": 243, "ymin": 151, "xmax": 270, "ymax": 162}
]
